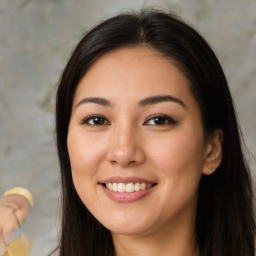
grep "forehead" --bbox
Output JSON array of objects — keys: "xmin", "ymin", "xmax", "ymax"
[{"xmin": 73, "ymin": 46, "xmax": 193, "ymax": 106}]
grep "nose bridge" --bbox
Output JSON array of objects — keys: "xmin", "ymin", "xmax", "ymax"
[{"xmin": 108, "ymin": 119, "xmax": 145, "ymax": 166}]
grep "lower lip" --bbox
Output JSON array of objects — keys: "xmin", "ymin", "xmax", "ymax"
[{"xmin": 101, "ymin": 185, "xmax": 155, "ymax": 203}]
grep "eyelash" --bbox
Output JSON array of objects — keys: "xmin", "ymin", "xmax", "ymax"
[
  {"xmin": 81, "ymin": 115, "xmax": 110, "ymax": 126},
  {"xmin": 81, "ymin": 114, "xmax": 177, "ymax": 126},
  {"xmin": 144, "ymin": 114, "xmax": 177, "ymax": 126}
]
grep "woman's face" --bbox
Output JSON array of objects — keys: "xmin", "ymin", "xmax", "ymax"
[{"xmin": 67, "ymin": 46, "xmax": 212, "ymax": 236}]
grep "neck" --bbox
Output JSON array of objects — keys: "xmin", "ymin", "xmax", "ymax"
[{"xmin": 112, "ymin": 216, "xmax": 199, "ymax": 256}]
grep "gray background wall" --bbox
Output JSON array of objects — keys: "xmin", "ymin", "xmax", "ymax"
[{"xmin": 0, "ymin": 0, "xmax": 255, "ymax": 255}]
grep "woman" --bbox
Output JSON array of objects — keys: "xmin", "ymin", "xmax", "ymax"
[{"xmin": 1, "ymin": 10, "xmax": 255, "ymax": 256}]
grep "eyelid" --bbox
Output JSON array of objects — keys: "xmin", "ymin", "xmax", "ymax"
[
  {"xmin": 80, "ymin": 114, "xmax": 177, "ymax": 126},
  {"xmin": 81, "ymin": 114, "xmax": 110, "ymax": 125},
  {"xmin": 143, "ymin": 114, "xmax": 177, "ymax": 125}
]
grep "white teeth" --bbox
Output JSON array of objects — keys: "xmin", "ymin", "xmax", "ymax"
[
  {"xmin": 134, "ymin": 183, "xmax": 141, "ymax": 191},
  {"xmin": 117, "ymin": 183, "xmax": 126, "ymax": 192},
  {"xmin": 113, "ymin": 183, "xmax": 118, "ymax": 192},
  {"xmin": 140, "ymin": 183, "xmax": 146, "ymax": 190},
  {"xmin": 107, "ymin": 183, "xmax": 113, "ymax": 191},
  {"xmin": 105, "ymin": 182, "xmax": 153, "ymax": 193},
  {"xmin": 126, "ymin": 183, "xmax": 135, "ymax": 192}
]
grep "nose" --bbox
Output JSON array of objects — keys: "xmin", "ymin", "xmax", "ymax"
[{"xmin": 106, "ymin": 124, "xmax": 146, "ymax": 168}]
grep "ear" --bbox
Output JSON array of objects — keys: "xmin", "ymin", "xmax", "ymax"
[{"xmin": 202, "ymin": 129, "xmax": 223, "ymax": 175}]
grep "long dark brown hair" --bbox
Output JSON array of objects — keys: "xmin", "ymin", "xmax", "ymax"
[{"xmin": 55, "ymin": 10, "xmax": 255, "ymax": 256}]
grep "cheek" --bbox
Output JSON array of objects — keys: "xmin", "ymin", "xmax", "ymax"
[
  {"xmin": 67, "ymin": 132, "xmax": 102, "ymax": 209},
  {"xmin": 154, "ymin": 135, "xmax": 203, "ymax": 171},
  {"xmin": 67, "ymin": 130, "xmax": 103, "ymax": 200},
  {"xmin": 150, "ymin": 126, "xmax": 205, "ymax": 193},
  {"xmin": 68, "ymin": 130, "xmax": 103, "ymax": 174},
  {"xmin": 151, "ymin": 133, "xmax": 204, "ymax": 219}
]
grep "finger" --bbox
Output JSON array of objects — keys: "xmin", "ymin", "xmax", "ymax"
[
  {"xmin": 0, "ymin": 238, "xmax": 7, "ymax": 255},
  {"xmin": 1, "ymin": 195, "xmax": 31, "ymax": 224},
  {"xmin": 0, "ymin": 207, "xmax": 18, "ymax": 238}
]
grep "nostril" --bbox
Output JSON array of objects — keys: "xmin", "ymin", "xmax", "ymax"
[
  {"xmin": 109, "ymin": 159, "xmax": 137, "ymax": 167},
  {"xmin": 128, "ymin": 160, "xmax": 137, "ymax": 165}
]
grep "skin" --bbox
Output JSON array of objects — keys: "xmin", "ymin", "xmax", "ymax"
[
  {"xmin": 0, "ymin": 194, "xmax": 31, "ymax": 254},
  {"xmin": 68, "ymin": 46, "xmax": 223, "ymax": 256}
]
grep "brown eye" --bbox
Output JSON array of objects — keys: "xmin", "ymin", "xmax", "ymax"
[
  {"xmin": 144, "ymin": 115, "xmax": 177, "ymax": 125},
  {"xmin": 82, "ymin": 115, "xmax": 110, "ymax": 126}
]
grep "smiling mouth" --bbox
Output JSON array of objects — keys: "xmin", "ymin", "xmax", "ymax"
[{"xmin": 101, "ymin": 182, "xmax": 156, "ymax": 193}]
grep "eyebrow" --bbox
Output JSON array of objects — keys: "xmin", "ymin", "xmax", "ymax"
[
  {"xmin": 139, "ymin": 95, "xmax": 186, "ymax": 108},
  {"xmin": 75, "ymin": 95, "xmax": 186, "ymax": 109},
  {"xmin": 75, "ymin": 97, "xmax": 113, "ymax": 109}
]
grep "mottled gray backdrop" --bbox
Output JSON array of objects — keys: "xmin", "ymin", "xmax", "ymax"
[{"xmin": 0, "ymin": 0, "xmax": 255, "ymax": 255}]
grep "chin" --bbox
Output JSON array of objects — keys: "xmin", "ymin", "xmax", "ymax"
[
  {"xmin": 101, "ymin": 218, "xmax": 154, "ymax": 236},
  {"xmin": 109, "ymin": 226, "xmax": 149, "ymax": 236}
]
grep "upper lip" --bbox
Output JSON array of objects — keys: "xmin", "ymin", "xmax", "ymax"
[{"xmin": 100, "ymin": 176, "xmax": 156, "ymax": 184}]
